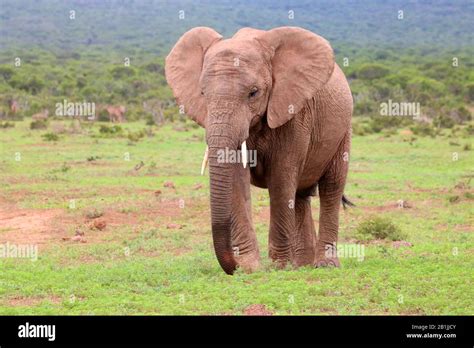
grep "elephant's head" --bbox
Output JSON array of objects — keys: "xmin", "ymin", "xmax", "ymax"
[{"xmin": 165, "ymin": 26, "xmax": 335, "ymax": 274}]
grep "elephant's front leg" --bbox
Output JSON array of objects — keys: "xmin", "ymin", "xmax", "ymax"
[{"xmin": 230, "ymin": 164, "xmax": 260, "ymax": 272}]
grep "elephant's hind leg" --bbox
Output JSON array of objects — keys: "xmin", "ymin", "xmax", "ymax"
[
  {"xmin": 231, "ymin": 165, "xmax": 260, "ymax": 272},
  {"xmin": 315, "ymin": 132, "xmax": 351, "ymax": 267},
  {"xmin": 293, "ymin": 194, "xmax": 317, "ymax": 267}
]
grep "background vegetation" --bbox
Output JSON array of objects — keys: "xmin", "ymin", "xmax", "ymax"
[{"xmin": 0, "ymin": 0, "xmax": 473, "ymax": 127}]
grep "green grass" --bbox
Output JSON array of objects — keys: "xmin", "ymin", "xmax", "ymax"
[{"xmin": 0, "ymin": 119, "xmax": 472, "ymax": 315}]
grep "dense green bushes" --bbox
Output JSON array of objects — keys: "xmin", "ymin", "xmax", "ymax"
[{"xmin": 0, "ymin": 46, "xmax": 472, "ymax": 130}]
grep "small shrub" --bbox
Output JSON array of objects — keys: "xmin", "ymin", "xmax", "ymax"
[
  {"xmin": 30, "ymin": 120, "xmax": 48, "ymax": 130},
  {"xmin": 466, "ymin": 124, "xmax": 474, "ymax": 136},
  {"xmin": 383, "ymin": 128, "xmax": 397, "ymax": 137},
  {"xmin": 60, "ymin": 162, "xmax": 70, "ymax": 172},
  {"xmin": 147, "ymin": 161, "xmax": 157, "ymax": 174},
  {"xmin": 127, "ymin": 129, "xmax": 145, "ymax": 142},
  {"xmin": 0, "ymin": 121, "xmax": 15, "ymax": 128},
  {"xmin": 356, "ymin": 216, "xmax": 406, "ymax": 241},
  {"xmin": 371, "ymin": 116, "xmax": 406, "ymax": 130},
  {"xmin": 463, "ymin": 143, "xmax": 471, "ymax": 151},
  {"xmin": 434, "ymin": 114, "xmax": 455, "ymax": 128},
  {"xmin": 99, "ymin": 124, "xmax": 122, "ymax": 134},
  {"xmin": 145, "ymin": 115, "xmax": 156, "ymax": 126},
  {"xmin": 410, "ymin": 123, "xmax": 436, "ymax": 137},
  {"xmin": 464, "ymin": 192, "xmax": 474, "ymax": 200},
  {"xmin": 96, "ymin": 109, "xmax": 110, "ymax": 122},
  {"xmin": 352, "ymin": 121, "xmax": 373, "ymax": 136},
  {"xmin": 42, "ymin": 132, "xmax": 59, "ymax": 141},
  {"xmin": 357, "ymin": 63, "xmax": 390, "ymax": 80},
  {"xmin": 85, "ymin": 208, "xmax": 104, "ymax": 219},
  {"xmin": 448, "ymin": 195, "xmax": 460, "ymax": 203}
]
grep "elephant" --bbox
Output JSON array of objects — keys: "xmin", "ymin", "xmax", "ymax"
[{"xmin": 165, "ymin": 26, "xmax": 353, "ymax": 275}]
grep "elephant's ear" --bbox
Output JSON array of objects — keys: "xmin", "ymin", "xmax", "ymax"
[
  {"xmin": 165, "ymin": 27, "xmax": 222, "ymax": 127},
  {"xmin": 258, "ymin": 27, "xmax": 335, "ymax": 129}
]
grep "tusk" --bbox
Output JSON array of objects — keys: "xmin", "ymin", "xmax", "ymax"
[
  {"xmin": 241, "ymin": 141, "xmax": 247, "ymax": 168},
  {"xmin": 200, "ymin": 146, "xmax": 209, "ymax": 175}
]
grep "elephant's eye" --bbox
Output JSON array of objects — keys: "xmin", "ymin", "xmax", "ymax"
[
  {"xmin": 249, "ymin": 87, "xmax": 258, "ymax": 98},
  {"xmin": 200, "ymin": 90, "xmax": 205, "ymax": 96}
]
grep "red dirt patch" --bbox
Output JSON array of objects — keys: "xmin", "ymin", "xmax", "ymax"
[
  {"xmin": 0, "ymin": 194, "xmax": 201, "ymax": 249},
  {"xmin": 392, "ymin": 240, "xmax": 413, "ymax": 248},
  {"xmin": 0, "ymin": 202, "xmax": 64, "ymax": 245},
  {"xmin": 255, "ymin": 206, "xmax": 270, "ymax": 223},
  {"xmin": 243, "ymin": 304, "xmax": 274, "ymax": 316},
  {"xmin": 6, "ymin": 295, "xmax": 62, "ymax": 307}
]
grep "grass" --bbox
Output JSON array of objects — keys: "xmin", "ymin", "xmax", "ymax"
[{"xmin": 0, "ymin": 118, "xmax": 472, "ymax": 315}]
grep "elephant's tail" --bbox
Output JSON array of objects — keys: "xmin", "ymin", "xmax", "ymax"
[{"xmin": 342, "ymin": 194, "xmax": 355, "ymax": 209}]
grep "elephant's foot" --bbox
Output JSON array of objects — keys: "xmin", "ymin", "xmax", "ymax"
[
  {"xmin": 292, "ymin": 251, "xmax": 316, "ymax": 268},
  {"xmin": 268, "ymin": 243, "xmax": 292, "ymax": 269},
  {"xmin": 234, "ymin": 252, "xmax": 260, "ymax": 273},
  {"xmin": 314, "ymin": 246, "xmax": 340, "ymax": 268},
  {"xmin": 272, "ymin": 259, "xmax": 289, "ymax": 270},
  {"xmin": 314, "ymin": 257, "xmax": 340, "ymax": 268}
]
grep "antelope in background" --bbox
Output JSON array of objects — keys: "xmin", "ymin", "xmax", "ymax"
[
  {"xmin": 106, "ymin": 105, "xmax": 126, "ymax": 123},
  {"xmin": 9, "ymin": 99, "xmax": 19, "ymax": 116},
  {"xmin": 32, "ymin": 109, "xmax": 49, "ymax": 121}
]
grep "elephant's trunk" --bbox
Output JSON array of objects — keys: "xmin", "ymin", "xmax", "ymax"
[
  {"xmin": 206, "ymin": 96, "xmax": 251, "ymax": 274},
  {"xmin": 207, "ymin": 106, "xmax": 250, "ymax": 274},
  {"xmin": 207, "ymin": 128, "xmax": 238, "ymax": 274}
]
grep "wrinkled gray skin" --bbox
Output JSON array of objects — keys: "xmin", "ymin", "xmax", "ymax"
[{"xmin": 166, "ymin": 26, "xmax": 353, "ymax": 274}]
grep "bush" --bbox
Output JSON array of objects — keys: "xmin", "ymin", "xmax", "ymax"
[
  {"xmin": 110, "ymin": 66, "xmax": 136, "ymax": 79},
  {"xmin": 127, "ymin": 129, "xmax": 145, "ymax": 142},
  {"xmin": 30, "ymin": 120, "xmax": 48, "ymax": 130},
  {"xmin": 96, "ymin": 108, "xmax": 110, "ymax": 122},
  {"xmin": 87, "ymin": 155, "xmax": 100, "ymax": 161},
  {"xmin": 0, "ymin": 66, "xmax": 15, "ymax": 81},
  {"xmin": 0, "ymin": 121, "xmax": 15, "ymax": 128},
  {"xmin": 466, "ymin": 82, "xmax": 474, "ymax": 102},
  {"xmin": 14, "ymin": 75, "xmax": 45, "ymax": 95},
  {"xmin": 353, "ymin": 99, "xmax": 374, "ymax": 116},
  {"xmin": 352, "ymin": 122, "xmax": 370, "ymax": 136},
  {"xmin": 369, "ymin": 116, "xmax": 406, "ymax": 133},
  {"xmin": 357, "ymin": 64, "xmax": 390, "ymax": 80},
  {"xmin": 42, "ymin": 132, "xmax": 59, "ymax": 141},
  {"xmin": 99, "ymin": 124, "xmax": 123, "ymax": 134},
  {"xmin": 85, "ymin": 208, "xmax": 104, "ymax": 219},
  {"xmin": 448, "ymin": 195, "xmax": 460, "ymax": 204},
  {"xmin": 466, "ymin": 124, "xmax": 474, "ymax": 136},
  {"xmin": 433, "ymin": 114, "xmax": 455, "ymax": 128},
  {"xmin": 145, "ymin": 115, "xmax": 156, "ymax": 126},
  {"xmin": 356, "ymin": 216, "xmax": 406, "ymax": 241},
  {"xmin": 410, "ymin": 123, "xmax": 436, "ymax": 137}
]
